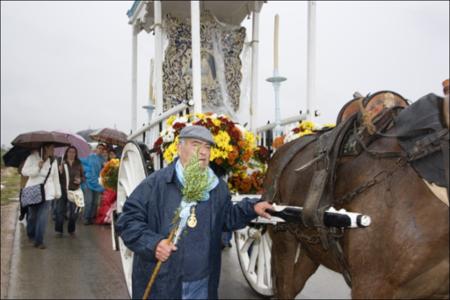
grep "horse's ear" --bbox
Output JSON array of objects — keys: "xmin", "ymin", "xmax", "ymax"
[{"xmin": 353, "ymin": 91, "xmax": 363, "ymax": 99}]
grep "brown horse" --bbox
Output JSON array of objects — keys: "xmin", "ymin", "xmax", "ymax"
[{"xmin": 264, "ymin": 92, "xmax": 449, "ymax": 299}]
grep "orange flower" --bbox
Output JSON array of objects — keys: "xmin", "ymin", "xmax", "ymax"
[
  {"xmin": 242, "ymin": 150, "xmax": 252, "ymax": 162},
  {"xmin": 227, "ymin": 147, "xmax": 239, "ymax": 165},
  {"xmin": 272, "ymin": 136, "xmax": 285, "ymax": 149},
  {"xmin": 237, "ymin": 140, "xmax": 247, "ymax": 149}
]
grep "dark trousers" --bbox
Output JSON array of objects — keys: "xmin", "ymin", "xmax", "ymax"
[
  {"xmin": 83, "ymin": 188, "xmax": 101, "ymax": 223},
  {"xmin": 55, "ymin": 196, "xmax": 79, "ymax": 234}
]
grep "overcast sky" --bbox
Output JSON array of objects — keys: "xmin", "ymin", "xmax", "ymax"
[{"xmin": 1, "ymin": 1, "xmax": 449, "ymax": 148}]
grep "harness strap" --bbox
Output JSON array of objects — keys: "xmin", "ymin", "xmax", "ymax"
[
  {"xmin": 302, "ymin": 115, "xmax": 358, "ymax": 251},
  {"xmin": 265, "ymin": 135, "xmax": 317, "ymax": 203},
  {"xmin": 302, "ymin": 169, "xmax": 328, "ymax": 228},
  {"xmin": 329, "ymin": 235, "xmax": 352, "ymax": 287},
  {"xmin": 407, "ymin": 128, "xmax": 449, "ymax": 162},
  {"xmin": 355, "ymin": 130, "xmax": 403, "ymax": 159}
]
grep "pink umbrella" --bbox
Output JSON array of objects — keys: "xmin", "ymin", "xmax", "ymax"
[{"xmin": 52, "ymin": 131, "xmax": 91, "ymax": 158}]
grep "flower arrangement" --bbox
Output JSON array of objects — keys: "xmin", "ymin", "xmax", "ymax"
[
  {"xmin": 226, "ymin": 145, "xmax": 269, "ymax": 194},
  {"xmin": 100, "ymin": 158, "xmax": 120, "ymax": 191},
  {"xmin": 272, "ymin": 120, "xmax": 336, "ymax": 149},
  {"xmin": 153, "ymin": 113, "xmax": 268, "ymax": 193}
]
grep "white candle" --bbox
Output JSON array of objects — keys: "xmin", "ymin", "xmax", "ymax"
[
  {"xmin": 149, "ymin": 59, "xmax": 155, "ymax": 105},
  {"xmin": 274, "ymin": 14, "xmax": 279, "ymax": 70}
]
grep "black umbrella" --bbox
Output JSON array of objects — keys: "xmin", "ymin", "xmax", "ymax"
[{"xmin": 2, "ymin": 146, "xmax": 32, "ymax": 168}]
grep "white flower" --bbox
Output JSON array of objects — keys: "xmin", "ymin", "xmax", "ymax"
[
  {"xmin": 163, "ymin": 131, "xmax": 174, "ymax": 143},
  {"xmin": 284, "ymin": 133, "xmax": 299, "ymax": 143},
  {"xmin": 313, "ymin": 124, "xmax": 323, "ymax": 131},
  {"xmin": 235, "ymin": 124, "xmax": 247, "ymax": 133},
  {"xmin": 160, "ymin": 128, "xmax": 169, "ymax": 137},
  {"xmin": 175, "ymin": 116, "xmax": 188, "ymax": 124}
]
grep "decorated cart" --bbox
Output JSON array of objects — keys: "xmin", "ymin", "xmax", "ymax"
[{"xmin": 111, "ymin": 1, "xmax": 370, "ymax": 297}]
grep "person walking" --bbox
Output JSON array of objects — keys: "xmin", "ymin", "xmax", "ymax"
[
  {"xmin": 116, "ymin": 125, "xmax": 272, "ymax": 299},
  {"xmin": 21, "ymin": 143, "xmax": 61, "ymax": 249},
  {"xmin": 55, "ymin": 146, "xmax": 85, "ymax": 237},
  {"xmin": 80, "ymin": 143, "xmax": 106, "ymax": 225}
]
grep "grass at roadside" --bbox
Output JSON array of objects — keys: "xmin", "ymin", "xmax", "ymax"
[{"xmin": 1, "ymin": 167, "xmax": 21, "ymax": 205}]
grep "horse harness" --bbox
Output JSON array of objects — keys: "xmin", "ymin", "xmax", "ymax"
[{"xmin": 272, "ymin": 91, "xmax": 450, "ymax": 288}]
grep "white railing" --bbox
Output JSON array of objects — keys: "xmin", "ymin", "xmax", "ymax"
[
  {"xmin": 128, "ymin": 106, "xmax": 306, "ymax": 170},
  {"xmin": 127, "ymin": 102, "xmax": 191, "ymax": 170},
  {"xmin": 128, "ymin": 102, "xmax": 190, "ymax": 140}
]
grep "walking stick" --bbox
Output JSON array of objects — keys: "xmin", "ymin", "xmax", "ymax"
[{"xmin": 142, "ymin": 226, "xmax": 177, "ymax": 300}]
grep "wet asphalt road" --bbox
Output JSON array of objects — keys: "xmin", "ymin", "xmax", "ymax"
[{"xmin": 7, "ymin": 215, "xmax": 350, "ymax": 299}]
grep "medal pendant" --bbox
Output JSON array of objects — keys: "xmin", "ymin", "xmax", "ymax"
[
  {"xmin": 187, "ymin": 215, "xmax": 197, "ymax": 228},
  {"xmin": 187, "ymin": 206, "xmax": 197, "ymax": 228}
]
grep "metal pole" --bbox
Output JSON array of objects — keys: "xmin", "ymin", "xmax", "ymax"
[
  {"xmin": 306, "ymin": 1, "xmax": 316, "ymax": 121},
  {"xmin": 131, "ymin": 25, "xmax": 138, "ymax": 133},
  {"xmin": 154, "ymin": 0, "xmax": 163, "ymax": 115},
  {"xmin": 191, "ymin": 0, "xmax": 202, "ymax": 114},
  {"xmin": 250, "ymin": 9, "xmax": 260, "ymax": 131}
]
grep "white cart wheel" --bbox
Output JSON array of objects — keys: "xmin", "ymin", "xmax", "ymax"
[
  {"xmin": 114, "ymin": 141, "xmax": 149, "ymax": 298},
  {"xmin": 234, "ymin": 224, "xmax": 274, "ymax": 297}
]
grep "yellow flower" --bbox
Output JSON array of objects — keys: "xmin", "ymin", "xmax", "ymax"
[
  {"xmin": 163, "ymin": 137, "xmax": 179, "ymax": 163},
  {"xmin": 300, "ymin": 120, "xmax": 315, "ymax": 131},
  {"xmin": 244, "ymin": 131, "xmax": 256, "ymax": 147},
  {"xmin": 166, "ymin": 115, "xmax": 177, "ymax": 126},
  {"xmin": 213, "ymin": 131, "xmax": 233, "ymax": 152},
  {"xmin": 211, "ymin": 118, "xmax": 221, "ymax": 127},
  {"xmin": 299, "ymin": 129, "xmax": 314, "ymax": 137},
  {"xmin": 322, "ymin": 123, "xmax": 336, "ymax": 129},
  {"xmin": 111, "ymin": 158, "xmax": 120, "ymax": 167},
  {"xmin": 210, "ymin": 147, "xmax": 228, "ymax": 161},
  {"xmin": 195, "ymin": 113, "xmax": 206, "ymax": 120}
]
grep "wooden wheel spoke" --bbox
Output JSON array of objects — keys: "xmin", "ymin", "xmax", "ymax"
[{"xmin": 248, "ymin": 239, "xmax": 260, "ymax": 274}]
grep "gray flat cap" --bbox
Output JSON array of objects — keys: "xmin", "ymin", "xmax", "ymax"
[{"xmin": 179, "ymin": 125, "xmax": 215, "ymax": 146}]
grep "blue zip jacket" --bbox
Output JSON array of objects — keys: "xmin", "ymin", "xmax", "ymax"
[
  {"xmin": 115, "ymin": 160, "xmax": 259, "ymax": 299},
  {"xmin": 80, "ymin": 153, "xmax": 105, "ymax": 192}
]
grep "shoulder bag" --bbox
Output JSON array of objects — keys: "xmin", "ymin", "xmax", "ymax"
[
  {"xmin": 64, "ymin": 163, "xmax": 85, "ymax": 209},
  {"xmin": 20, "ymin": 159, "xmax": 53, "ymax": 208}
]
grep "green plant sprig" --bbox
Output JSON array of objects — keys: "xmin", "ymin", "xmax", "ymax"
[{"xmin": 182, "ymin": 151, "xmax": 213, "ymax": 203}]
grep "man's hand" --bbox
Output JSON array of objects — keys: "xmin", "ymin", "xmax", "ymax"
[
  {"xmin": 254, "ymin": 201, "xmax": 273, "ymax": 219},
  {"xmin": 155, "ymin": 239, "xmax": 177, "ymax": 262},
  {"xmin": 38, "ymin": 160, "xmax": 44, "ymax": 169}
]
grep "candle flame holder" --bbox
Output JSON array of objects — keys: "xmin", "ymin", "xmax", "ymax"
[{"xmin": 266, "ymin": 69, "xmax": 287, "ymax": 137}]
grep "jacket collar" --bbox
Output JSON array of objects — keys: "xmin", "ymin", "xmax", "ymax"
[{"xmin": 164, "ymin": 159, "xmax": 178, "ymax": 183}]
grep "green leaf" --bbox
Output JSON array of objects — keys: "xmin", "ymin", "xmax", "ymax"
[{"xmin": 182, "ymin": 151, "xmax": 213, "ymax": 202}]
